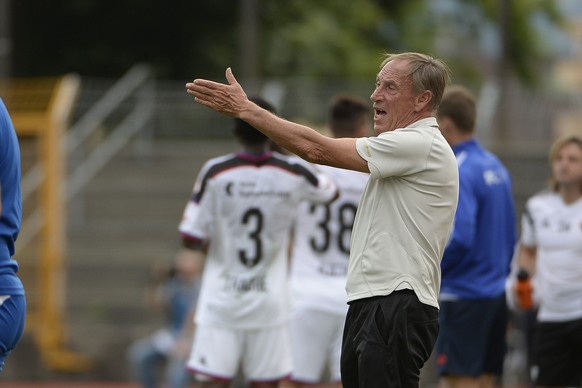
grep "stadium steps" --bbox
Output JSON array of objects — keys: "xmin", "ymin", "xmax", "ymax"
[{"xmin": 64, "ymin": 138, "xmax": 235, "ymax": 379}]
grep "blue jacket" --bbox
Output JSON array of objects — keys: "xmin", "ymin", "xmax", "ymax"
[
  {"xmin": 0, "ymin": 98, "xmax": 24, "ymax": 295},
  {"xmin": 440, "ymin": 139, "xmax": 516, "ymax": 300}
]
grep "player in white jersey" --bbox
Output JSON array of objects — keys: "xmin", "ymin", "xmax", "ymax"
[
  {"xmin": 286, "ymin": 95, "xmax": 371, "ymax": 387},
  {"xmin": 514, "ymin": 132, "xmax": 582, "ymax": 387},
  {"xmin": 178, "ymin": 97, "xmax": 338, "ymax": 388}
]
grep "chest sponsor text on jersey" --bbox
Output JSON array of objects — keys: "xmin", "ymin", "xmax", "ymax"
[{"xmin": 230, "ymin": 181, "xmax": 291, "ymax": 199}]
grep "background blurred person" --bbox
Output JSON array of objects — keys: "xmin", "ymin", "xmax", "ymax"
[
  {"xmin": 186, "ymin": 51, "xmax": 459, "ymax": 388},
  {"xmin": 285, "ymin": 95, "xmax": 371, "ymax": 388},
  {"xmin": 514, "ymin": 132, "xmax": 582, "ymax": 388},
  {"xmin": 128, "ymin": 249, "xmax": 202, "ymax": 388},
  {"xmin": 0, "ymin": 98, "xmax": 26, "ymax": 374},
  {"xmin": 178, "ymin": 97, "xmax": 337, "ymax": 388},
  {"xmin": 434, "ymin": 85, "xmax": 517, "ymax": 388}
]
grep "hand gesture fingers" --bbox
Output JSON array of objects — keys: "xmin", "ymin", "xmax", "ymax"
[{"xmin": 185, "ymin": 67, "xmax": 248, "ymax": 118}]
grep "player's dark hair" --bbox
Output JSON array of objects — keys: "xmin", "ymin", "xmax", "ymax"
[
  {"xmin": 436, "ymin": 85, "xmax": 476, "ymax": 134},
  {"xmin": 328, "ymin": 94, "xmax": 370, "ymax": 138},
  {"xmin": 234, "ymin": 97, "xmax": 277, "ymax": 145}
]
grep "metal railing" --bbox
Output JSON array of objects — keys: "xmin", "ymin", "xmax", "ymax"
[{"xmin": 18, "ymin": 63, "xmax": 154, "ymax": 249}]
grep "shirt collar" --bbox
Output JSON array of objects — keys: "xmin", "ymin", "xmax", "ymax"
[{"xmin": 406, "ymin": 117, "xmax": 439, "ymax": 129}]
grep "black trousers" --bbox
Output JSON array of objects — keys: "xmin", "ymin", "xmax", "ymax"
[{"xmin": 340, "ymin": 290, "xmax": 439, "ymax": 388}]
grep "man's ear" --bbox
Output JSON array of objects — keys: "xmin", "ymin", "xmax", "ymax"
[{"xmin": 415, "ymin": 90, "xmax": 432, "ymax": 112}]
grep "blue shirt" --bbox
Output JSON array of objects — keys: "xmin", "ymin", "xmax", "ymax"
[
  {"xmin": 440, "ymin": 139, "xmax": 516, "ymax": 300},
  {"xmin": 0, "ymin": 98, "xmax": 24, "ymax": 295}
]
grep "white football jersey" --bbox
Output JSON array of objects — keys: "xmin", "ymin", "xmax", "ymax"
[
  {"xmin": 521, "ymin": 190, "xmax": 582, "ymax": 322},
  {"xmin": 179, "ymin": 151, "xmax": 337, "ymax": 329},
  {"xmin": 289, "ymin": 165, "xmax": 369, "ymax": 315}
]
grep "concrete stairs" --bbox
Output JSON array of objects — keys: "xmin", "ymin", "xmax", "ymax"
[{"xmin": 65, "ymin": 138, "xmax": 236, "ymax": 379}]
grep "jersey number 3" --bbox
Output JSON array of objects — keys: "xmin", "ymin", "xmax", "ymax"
[{"xmin": 238, "ymin": 207, "xmax": 263, "ymax": 267}]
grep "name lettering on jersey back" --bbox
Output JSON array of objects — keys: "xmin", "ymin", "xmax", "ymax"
[
  {"xmin": 224, "ymin": 274, "xmax": 267, "ymax": 292},
  {"xmin": 227, "ymin": 181, "xmax": 291, "ymax": 199}
]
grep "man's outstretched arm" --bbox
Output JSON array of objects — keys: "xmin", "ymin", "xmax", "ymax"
[{"xmin": 186, "ymin": 68, "xmax": 369, "ymax": 173}]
